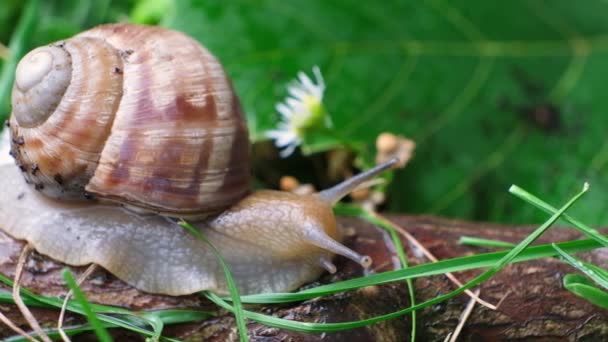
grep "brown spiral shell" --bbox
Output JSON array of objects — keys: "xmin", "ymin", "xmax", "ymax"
[{"xmin": 9, "ymin": 24, "xmax": 250, "ymax": 218}]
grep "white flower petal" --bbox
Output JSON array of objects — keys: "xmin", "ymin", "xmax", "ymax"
[
  {"xmin": 287, "ymin": 86, "xmax": 308, "ymax": 100},
  {"xmin": 265, "ymin": 129, "xmax": 283, "ymax": 139},
  {"xmin": 286, "ymin": 98, "xmax": 305, "ymax": 112},
  {"xmin": 297, "ymin": 71, "xmax": 314, "ymax": 88},
  {"xmin": 275, "ymin": 103, "xmax": 293, "ymax": 118},
  {"xmin": 266, "ymin": 132, "xmax": 294, "ymax": 147},
  {"xmin": 268, "ymin": 66, "xmax": 330, "ymax": 158},
  {"xmin": 298, "ymin": 72, "xmax": 319, "ymax": 96},
  {"xmin": 312, "ymin": 65, "xmax": 325, "ymax": 90},
  {"xmin": 279, "ymin": 141, "xmax": 299, "ymax": 157}
]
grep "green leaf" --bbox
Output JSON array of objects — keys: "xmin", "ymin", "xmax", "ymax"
[
  {"xmin": 161, "ymin": 0, "xmax": 608, "ymax": 225},
  {"xmin": 563, "ymin": 274, "xmax": 608, "ymax": 309}
]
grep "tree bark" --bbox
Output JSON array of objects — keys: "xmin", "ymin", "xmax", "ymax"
[{"xmin": 0, "ymin": 215, "xmax": 607, "ymax": 341}]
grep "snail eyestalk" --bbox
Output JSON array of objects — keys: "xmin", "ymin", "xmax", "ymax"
[
  {"xmin": 317, "ymin": 158, "xmax": 399, "ymax": 205},
  {"xmin": 318, "ymin": 257, "xmax": 338, "ymax": 274},
  {"xmin": 304, "ymin": 225, "xmax": 372, "ymax": 269}
]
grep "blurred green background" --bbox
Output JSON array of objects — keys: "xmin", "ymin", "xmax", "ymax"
[{"xmin": 1, "ymin": 0, "xmax": 606, "ymax": 226}]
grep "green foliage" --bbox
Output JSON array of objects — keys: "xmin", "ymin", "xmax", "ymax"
[
  {"xmin": 162, "ymin": 1, "xmax": 608, "ymax": 226},
  {"xmin": 131, "ymin": 0, "xmax": 174, "ymax": 25},
  {"xmin": 1, "ymin": 1, "xmax": 607, "ymax": 225}
]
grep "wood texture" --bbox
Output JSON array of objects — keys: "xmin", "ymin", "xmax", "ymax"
[{"xmin": 0, "ymin": 215, "xmax": 607, "ymax": 341}]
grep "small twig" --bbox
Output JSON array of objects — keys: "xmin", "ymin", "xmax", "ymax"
[
  {"xmin": 494, "ymin": 290, "xmax": 512, "ymax": 309},
  {"xmin": 374, "ymin": 213, "xmax": 497, "ymax": 310},
  {"xmin": 13, "ymin": 244, "xmax": 52, "ymax": 342},
  {"xmin": 58, "ymin": 264, "xmax": 99, "ymax": 342},
  {"xmin": 0, "ymin": 311, "xmax": 38, "ymax": 342},
  {"xmin": 449, "ymin": 289, "xmax": 480, "ymax": 342}
]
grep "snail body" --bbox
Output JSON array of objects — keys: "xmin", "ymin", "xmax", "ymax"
[
  {"xmin": 0, "ymin": 161, "xmax": 357, "ymax": 295},
  {"xmin": 0, "ymin": 24, "xmax": 392, "ymax": 296}
]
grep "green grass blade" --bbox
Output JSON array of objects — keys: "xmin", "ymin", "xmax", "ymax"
[
  {"xmin": 211, "ymin": 183, "xmax": 587, "ymax": 332},
  {"xmin": 582, "ymin": 263, "xmax": 608, "ymax": 284},
  {"xmin": 334, "ymin": 204, "xmax": 417, "ymax": 341},
  {"xmin": 0, "ymin": 272, "xmax": 131, "ymax": 314},
  {"xmin": 179, "ymin": 221, "xmax": 249, "ymax": 342},
  {"xmin": 0, "ymin": 274, "xmax": 179, "ymax": 340},
  {"xmin": 236, "ymin": 237, "xmax": 602, "ymax": 304},
  {"xmin": 380, "ymin": 217, "xmax": 417, "ymax": 342},
  {"xmin": 552, "ymin": 244, "xmax": 608, "ymax": 290},
  {"xmin": 62, "ymin": 269, "xmax": 113, "ymax": 342},
  {"xmin": 563, "ymin": 274, "xmax": 608, "ymax": 309},
  {"xmin": 510, "ymin": 185, "xmax": 608, "ymax": 248},
  {"xmin": 139, "ymin": 312, "xmax": 163, "ymax": 342},
  {"xmin": 488, "ymin": 183, "xmax": 586, "ymax": 270},
  {"xmin": 458, "ymin": 236, "xmax": 516, "ymax": 248}
]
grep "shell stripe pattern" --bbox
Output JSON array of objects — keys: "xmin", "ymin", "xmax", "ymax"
[
  {"xmin": 10, "ymin": 37, "xmax": 124, "ymax": 199},
  {"xmin": 11, "ymin": 24, "xmax": 250, "ymax": 216}
]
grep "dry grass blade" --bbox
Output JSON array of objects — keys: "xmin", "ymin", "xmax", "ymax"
[
  {"xmin": 448, "ymin": 289, "xmax": 480, "ymax": 342},
  {"xmin": 0, "ymin": 311, "xmax": 38, "ymax": 342},
  {"xmin": 13, "ymin": 244, "xmax": 52, "ymax": 342},
  {"xmin": 375, "ymin": 213, "xmax": 497, "ymax": 310}
]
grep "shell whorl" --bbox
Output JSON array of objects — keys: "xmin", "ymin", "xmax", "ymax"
[
  {"xmin": 10, "ymin": 36, "xmax": 124, "ymax": 200},
  {"xmin": 12, "ymin": 45, "xmax": 72, "ymax": 128},
  {"xmin": 9, "ymin": 24, "xmax": 250, "ymax": 218}
]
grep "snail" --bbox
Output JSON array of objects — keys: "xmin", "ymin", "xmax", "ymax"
[{"xmin": 0, "ymin": 23, "xmax": 397, "ymax": 298}]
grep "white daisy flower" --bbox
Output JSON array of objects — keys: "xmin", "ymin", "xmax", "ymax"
[{"xmin": 266, "ymin": 66, "xmax": 331, "ymax": 157}]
